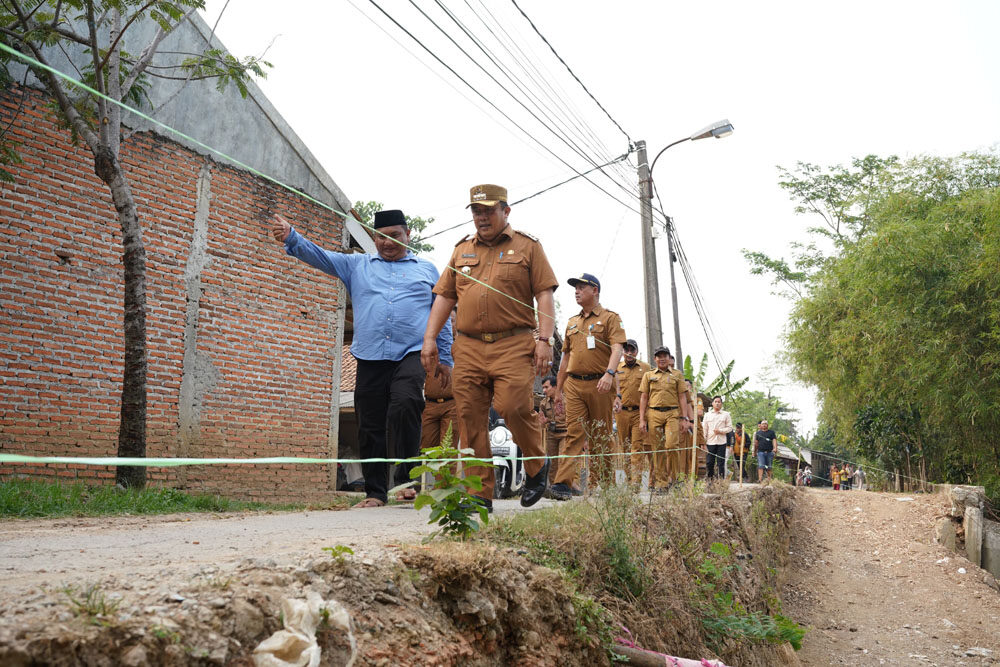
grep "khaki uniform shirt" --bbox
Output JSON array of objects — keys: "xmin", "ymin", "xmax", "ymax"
[
  {"xmin": 433, "ymin": 224, "xmax": 558, "ymax": 335},
  {"xmin": 616, "ymin": 359, "xmax": 650, "ymax": 407},
  {"xmin": 563, "ymin": 305, "xmax": 627, "ymax": 375},
  {"xmin": 539, "ymin": 395, "xmax": 566, "ymax": 431},
  {"xmin": 639, "ymin": 367, "xmax": 686, "ymax": 408},
  {"xmin": 424, "ymin": 368, "xmax": 452, "ymax": 401}
]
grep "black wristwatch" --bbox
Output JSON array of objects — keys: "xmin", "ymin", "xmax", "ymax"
[{"xmin": 605, "ymin": 369, "xmax": 615, "ymax": 376}]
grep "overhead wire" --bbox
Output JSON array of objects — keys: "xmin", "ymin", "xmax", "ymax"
[
  {"xmin": 364, "ymin": 0, "xmax": 655, "ymax": 225},
  {"xmin": 462, "ymin": 0, "xmax": 629, "ymax": 183},
  {"xmin": 508, "ymin": 0, "xmax": 632, "ymax": 145},
  {"xmin": 402, "ymin": 0, "xmax": 650, "ymax": 217}
]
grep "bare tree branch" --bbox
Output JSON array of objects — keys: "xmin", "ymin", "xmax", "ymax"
[
  {"xmin": 98, "ymin": 0, "xmax": 157, "ymax": 76},
  {"xmin": 120, "ymin": 6, "xmax": 197, "ymax": 93}
]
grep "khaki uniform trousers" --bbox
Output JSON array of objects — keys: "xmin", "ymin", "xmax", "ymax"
[
  {"xmin": 544, "ymin": 429, "xmax": 569, "ymax": 487},
  {"xmin": 452, "ymin": 333, "xmax": 544, "ymax": 500},
  {"xmin": 616, "ymin": 409, "xmax": 646, "ymax": 484},
  {"xmin": 421, "ymin": 399, "xmax": 457, "ymax": 450},
  {"xmin": 558, "ymin": 376, "xmax": 615, "ymax": 487},
  {"xmin": 647, "ymin": 408, "xmax": 681, "ymax": 488}
]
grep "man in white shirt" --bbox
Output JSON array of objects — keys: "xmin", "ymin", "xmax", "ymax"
[{"xmin": 702, "ymin": 396, "xmax": 733, "ymax": 480}]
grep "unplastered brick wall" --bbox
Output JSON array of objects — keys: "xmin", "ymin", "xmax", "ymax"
[{"xmin": 1, "ymin": 86, "xmax": 346, "ymax": 502}]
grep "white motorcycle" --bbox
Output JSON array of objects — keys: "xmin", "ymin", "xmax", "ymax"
[{"xmin": 490, "ymin": 417, "xmax": 525, "ymax": 499}]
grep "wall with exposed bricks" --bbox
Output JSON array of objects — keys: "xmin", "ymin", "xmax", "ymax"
[{"xmin": 0, "ymin": 86, "xmax": 346, "ymax": 502}]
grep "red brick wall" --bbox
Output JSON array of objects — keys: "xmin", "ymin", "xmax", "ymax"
[{"xmin": 1, "ymin": 86, "xmax": 346, "ymax": 501}]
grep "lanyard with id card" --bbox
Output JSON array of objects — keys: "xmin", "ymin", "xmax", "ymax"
[{"xmin": 586, "ymin": 322, "xmax": 597, "ymax": 350}]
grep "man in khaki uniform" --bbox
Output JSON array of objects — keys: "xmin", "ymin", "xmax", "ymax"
[
  {"xmin": 639, "ymin": 346, "xmax": 692, "ymax": 490},
  {"xmin": 614, "ymin": 338, "xmax": 651, "ymax": 486},
  {"xmin": 421, "ymin": 366, "xmax": 457, "ymax": 450},
  {"xmin": 551, "ymin": 273, "xmax": 625, "ymax": 500},
  {"xmin": 421, "ymin": 316, "xmax": 458, "ymax": 452},
  {"xmin": 538, "ymin": 375, "xmax": 577, "ymax": 494},
  {"xmin": 422, "ymin": 184, "xmax": 558, "ymax": 510}
]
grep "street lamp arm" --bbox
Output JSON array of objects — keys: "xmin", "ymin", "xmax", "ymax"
[{"xmin": 649, "ymin": 136, "xmax": 691, "ymax": 178}]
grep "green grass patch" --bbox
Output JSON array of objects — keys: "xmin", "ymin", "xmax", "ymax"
[
  {"xmin": 485, "ymin": 501, "xmax": 595, "ymax": 576},
  {"xmin": 0, "ymin": 478, "xmax": 355, "ymax": 518}
]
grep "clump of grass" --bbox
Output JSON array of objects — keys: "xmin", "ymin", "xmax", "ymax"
[
  {"xmin": 0, "ymin": 478, "xmax": 311, "ymax": 518},
  {"xmin": 62, "ymin": 583, "xmax": 121, "ymax": 619}
]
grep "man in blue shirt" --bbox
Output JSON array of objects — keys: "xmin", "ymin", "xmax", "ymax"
[{"xmin": 270, "ymin": 210, "xmax": 453, "ymax": 508}]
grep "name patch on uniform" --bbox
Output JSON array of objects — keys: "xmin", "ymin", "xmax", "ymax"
[{"xmin": 462, "ymin": 253, "xmax": 477, "ymax": 258}]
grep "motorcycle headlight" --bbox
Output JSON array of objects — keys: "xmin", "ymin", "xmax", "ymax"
[{"xmin": 490, "ymin": 429, "xmax": 507, "ymax": 446}]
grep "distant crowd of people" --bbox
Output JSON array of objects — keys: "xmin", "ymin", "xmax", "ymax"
[{"xmin": 830, "ymin": 464, "xmax": 865, "ymax": 490}]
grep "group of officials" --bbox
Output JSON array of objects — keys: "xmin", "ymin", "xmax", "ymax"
[{"xmin": 270, "ymin": 183, "xmax": 723, "ymax": 511}]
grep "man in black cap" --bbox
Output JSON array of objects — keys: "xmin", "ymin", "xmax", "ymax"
[
  {"xmin": 614, "ymin": 338, "xmax": 650, "ymax": 487},
  {"xmin": 550, "ymin": 273, "xmax": 626, "ymax": 499},
  {"xmin": 270, "ymin": 210, "xmax": 453, "ymax": 508},
  {"xmin": 639, "ymin": 346, "xmax": 692, "ymax": 490}
]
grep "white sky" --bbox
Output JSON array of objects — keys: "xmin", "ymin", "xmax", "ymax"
[{"xmin": 201, "ymin": 0, "xmax": 1000, "ymax": 436}]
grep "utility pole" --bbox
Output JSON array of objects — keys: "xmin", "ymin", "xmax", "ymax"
[
  {"xmin": 665, "ymin": 218, "xmax": 683, "ymax": 367},
  {"xmin": 636, "ymin": 140, "xmax": 663, "ymax": 363}
]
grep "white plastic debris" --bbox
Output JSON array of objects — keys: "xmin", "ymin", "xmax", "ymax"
[
  {"xmin": 253, "ymin": 592, "xmax": 356, "ymax": 667},
  {"xmin": 896, "ymin": 497, "xmax": 915, "ymax": 502},
  {"xmin": 957, "ymin": 567, "xmax": 967, "ymax": 574}
]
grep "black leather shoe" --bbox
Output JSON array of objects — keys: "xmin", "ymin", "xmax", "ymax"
[
  {"xmin": 520, "ymin": 458, "xmax": 550, "ymax": 507},
  {"xmin": 471, "ymin": 496, "xmax": 493, "ymax": 514},
  {"xmin": 548, "ymin": 483, "xmax": 572, "ymax": 501}
]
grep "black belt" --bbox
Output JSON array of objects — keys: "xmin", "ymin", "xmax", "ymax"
[
  {"xmin": 568, "ymin": 372, "xmax": 603, "ymax": 381},
  {"xmin": 457, "ymin": 327, "xmax": 533, "ymax": 343},
  {"xmin": 547, "ymin": 426, "xmax": 567, "ymax": 434},
  {"xmin": 621, "ymin": 405, "xmax": 639, "ymax": 411},
  {"xmin": 650, "ymin": 406, "xmax": 678, "ymax": 412},
  {"xmin": 428, "ymin": 397, "xmax": 453, "ymax": 403}
]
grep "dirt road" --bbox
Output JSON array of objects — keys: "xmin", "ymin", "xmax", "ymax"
[
  {"xmin": 1, "ymin": 488, "xmax": 998, "ymax": 665},
  {"xmin": 782, "ymin": 488, "xmax": 999, "ymax": 665}
]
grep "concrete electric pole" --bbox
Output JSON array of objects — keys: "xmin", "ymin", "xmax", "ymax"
[{"xmin": 636, "ymin": 140, "xmax": 663, "ymax": 364}]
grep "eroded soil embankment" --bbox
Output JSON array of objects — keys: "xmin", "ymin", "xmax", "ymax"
[{"xmin": 0, "ymin": 484, "xmax": 801, "ymax": 666}]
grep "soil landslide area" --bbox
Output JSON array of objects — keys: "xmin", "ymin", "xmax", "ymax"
[{"xmin": 783, "ymin": 488, "xmax": 999, "ymax": 665}]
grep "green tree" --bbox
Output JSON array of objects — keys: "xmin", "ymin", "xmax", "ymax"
[
  {"xmin": 0, "ymin": 1, "xmax": 268, "ymax": 487},
  {"xmin": 764, "ymin": 151, "xmax": 1000, "ymax": 498},
  {"xmin": 352, "ymin": 200, "xmax": 434, "ymax": 254}
]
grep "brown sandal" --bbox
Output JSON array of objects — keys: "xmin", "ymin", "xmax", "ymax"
[
  {"xmin": 354, "ymin": 497, "xmax": 386, "ymax": 508},
  {"xmin": 394, "ymin": 488, "xmax": 417, "ymax": 502}
]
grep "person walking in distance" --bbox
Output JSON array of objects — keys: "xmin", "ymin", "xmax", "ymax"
[
  {"xmin": 732, "ymin": 423, "xmax": 750, "ymax": 481},
  {"xmin": 421, "ymin": 184, "xmax": 558, "ymax": 512},
  {"xmin": 754, "ymin": 419, "xmax": 777, "ymax": 483},
  {"xmin": 615, "ymin": 339, "xmax": 651, "ymax": 488},
  {"xmin": 549, "ymin": 273, "xmax": 625, "ymax": 500},
  {"xmin": 639, "ymin": 346, "xmax": 692, "ymax": 491},
  {"xmin": 421, "ymin": 315, "xmax": 459, "ymax": 453},
  {"xmin": 702, "ymin": 396, "xmax": 733, "ymax": 480},
  {"xmin": 269, "ymin": 210, "xmax": 453, "ymax": 508}
]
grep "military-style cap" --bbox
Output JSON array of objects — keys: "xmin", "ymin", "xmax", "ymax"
[
  {"xmin": 567, "ymin": 273, "xmax": 601, "ymax": 291},
  {"xmin": 623, "ymin": 338, "xmax": 639, "ymax": 351},
  {"xmin": 466, "ymin": 184, "xmax": 508, "ymax": 208},
  {"xmin": 373, "ymin": 209, "xmax": 407, "ymax": 229},
  {"xmin": 653, "ymin": 345, "xmax": 671, "ymax": 357}
]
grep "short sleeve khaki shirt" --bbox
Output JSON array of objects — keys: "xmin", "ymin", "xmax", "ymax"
[
  {"xmin": 562, "ymin": 306, "xmax": 627, "ymax": 375},
  {"xmin": 639, "ymin": 367, "xmax": 686, "ymax": 408},
  {"xmin": 433, "ymin": 225, "xmax": 558, "ymax": 335},
  {"xmin": 616, "ymin": 359, "xmax": 650, "ymax": 407}
]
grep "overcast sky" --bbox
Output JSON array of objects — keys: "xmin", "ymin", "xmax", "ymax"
[{"xmin": 201, "ymin": 0, "xmax": 1000, "ymax": 436}]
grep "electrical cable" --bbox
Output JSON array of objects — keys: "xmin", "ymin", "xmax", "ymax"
[
  {"xmin": 420, "ymin": 151, "xmax": 631, "ymax": 241},
  {"xmin": 509, "ymin": 0, "xmax": 632, "ymax": 145},
  {"xmin": 403, "ymin": 0, "xmax": 647, "ymax": 214},
  {"xmin": 365, "ymin": 0, "xmax": 652, "ymax": 226}
]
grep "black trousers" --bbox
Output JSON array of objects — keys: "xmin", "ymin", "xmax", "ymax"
[
  {"xmin": 354, "ymin": 352, "xmax": 426, "ymax": 503},
  {"xmin": 706, "ymin": 444, "xmax": 727, "ymax": 479}
]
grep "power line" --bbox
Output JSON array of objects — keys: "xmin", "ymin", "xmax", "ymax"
[
  {"xmin": 405, "ymin": 0, "xmax": 647, "ymax": 214},
  {"xmin": 420, "ymin": 151, "xmax": 631, "ymax": 241},
  {"xmin": 364, "ymin": 0, "xmax": 653, "ymax": 224},
  {"xmin": 509, "ymin": 0, "xmax": 632, "ymax": 145}
]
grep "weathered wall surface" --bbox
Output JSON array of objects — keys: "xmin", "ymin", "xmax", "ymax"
[{"xmin": 0, "ymin": 87, "xmax": 346, "ymax": 501}]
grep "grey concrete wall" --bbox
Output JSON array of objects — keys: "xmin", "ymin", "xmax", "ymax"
[{"xmin": 982, "ymin": 518, "xmax": 1000, "ymax": 580}]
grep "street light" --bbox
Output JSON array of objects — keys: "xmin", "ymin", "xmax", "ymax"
[{"xmin": 636, "ymin": 119, "xmax": 734, "ymax": 366}]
